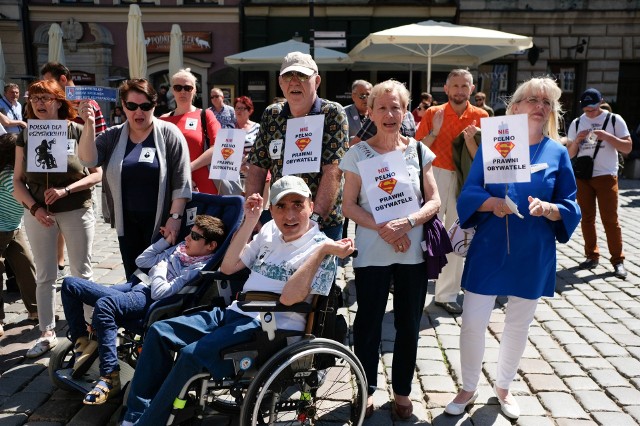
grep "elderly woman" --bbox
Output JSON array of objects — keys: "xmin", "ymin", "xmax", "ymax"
[
  {"xmin": 78, "ymin": 79, "xmax": 192, "ymax": 278},
  {"xmin": 340, "ymin": 79, "xmax": 441, "ymax": 420},
  {"xmin": 234, "ymin": 96, "xmax": 259, "ymax": 178},
  {"xmin": 13, "ymin": 79, "xmax": 102, "ymax": 357},
  {"xmin": 445, "ymin": 77, "xmax": 581, "ymax": 420},
  {"xmin": 160, "ymin": 69, "xmax": 221, "ymax": 194}
]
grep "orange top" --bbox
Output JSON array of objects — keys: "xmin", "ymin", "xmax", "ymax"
[{"xmin": 415, "ymin": 102, "xmax": 488, "ymax": 170}]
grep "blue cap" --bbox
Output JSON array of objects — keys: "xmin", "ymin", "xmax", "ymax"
[{"xmin": 580, "ymin": 88, "xmax": 602, "ymax": 108}]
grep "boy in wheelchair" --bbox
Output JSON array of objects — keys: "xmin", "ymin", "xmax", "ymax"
[
  {"xmin": 60, "ymin": 214, "xmax": 225, "ymax": 405},
  {"xmin": 121, "ymin": 176, "xmax": 355, "ymax": 426}
]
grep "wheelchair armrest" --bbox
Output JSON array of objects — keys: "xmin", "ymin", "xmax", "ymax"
[
  {"xmin": 236, "ymin": 300, "xmax": 313, "ymax": 313},
  {"xmin": 199, "ymin": 268, "xmax": 250, "ymax": 282}
]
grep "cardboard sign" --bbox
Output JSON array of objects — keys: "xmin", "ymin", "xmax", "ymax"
[
  {"xmin": 209, "ymin": 128, "xmax": 245, "ymax": 181},
  {"xmin": 282, "ymin": 115, "xmax": 324, "ymax": 175},
  {"xmin": 27, "ymin": 120, "xmax": 69, "ymax": 173},
  {"xmin": 65, "ymin": 86, "xmax": 118, "ymax": 102},
  {"xmin": 357, "ymin": 150, "xmax": 420, "ymax": 224},
  {"xmin": 481, "ymin": 114, "xmax": 530, "ymax": 184}
]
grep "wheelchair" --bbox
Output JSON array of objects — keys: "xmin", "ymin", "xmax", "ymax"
[
  {"xmin": 48, "ymin": 193, "xmax": 245, "ymax": 397},
  {"xmin": 162, "ymin": 272, "xmax": 368, "ymax": 426}
]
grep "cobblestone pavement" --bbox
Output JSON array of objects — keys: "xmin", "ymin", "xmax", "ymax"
[{"xmin": 1, "ymin": 179, "xmax": 639, "ymax": 425}]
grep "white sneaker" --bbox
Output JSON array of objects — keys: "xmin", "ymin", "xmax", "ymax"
[{"xmin": 26, "ymin": 335, "xmax": 58, "ymax": 358}]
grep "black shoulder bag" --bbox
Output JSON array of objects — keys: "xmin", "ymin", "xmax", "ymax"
[{"xmin": 572, "ymin": 112, "xmax": 611, "ymax": 180}]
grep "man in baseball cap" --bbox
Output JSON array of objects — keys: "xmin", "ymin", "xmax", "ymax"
[
  {"xmin": 270, "ymin": 175, "xmax": 312, "ymax": 205},
  {"xmin": 579, "ymin": 88, "xmax": 603, "ymax": 108},
  {"xmin": 245, "ymin": 51, "xmax": 349, "ymax": 242}
]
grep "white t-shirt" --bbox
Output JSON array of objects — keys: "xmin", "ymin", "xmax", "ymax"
[
  {"xmin": 568, "ymin": 111, "xmax": 630, "ymax": 177},
  {"xmin": 227, "ymin": 220, "xmax": 336, "ymax": 331},
  {"xmin": 339, "ymin": 138, "xmax": 435, "ymax": 268}
]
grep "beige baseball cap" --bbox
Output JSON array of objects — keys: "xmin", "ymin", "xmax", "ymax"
[
  {"xmin": 270, "ymin": 175, "xmax": 312, "ymax": 205},
  {"xmin": 280, "ymin": 51, "xmax": 318, "ymax": 76}
]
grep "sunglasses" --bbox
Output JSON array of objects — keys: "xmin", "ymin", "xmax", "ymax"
[
  {"xmin": 190, "ymin": 229, "xmax": 207, "ymax": 242},
  {"xmin": 356, "ymin": 94, "xmax": 370, "ymax": 100},
  {"xmin": 123, "ymin": 101, "xmax": 155, "ymax": 112},
  {"xmin": 281, "ymin": 71, "xmax": 314, "ymax": 82},
  {"xmin": 173, "ymin": 84, "xmax": 194, "ymax": 93}
]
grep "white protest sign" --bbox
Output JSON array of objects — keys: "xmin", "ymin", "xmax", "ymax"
[
  {"xmin": 282, "ymin": 114, "xmax": 324, "ymax": 175},
  {"xmin": 481, "ymin": 114, "xmax": 530, "ymax": 184},
  {"xmin": 208, "ymin": 128, "xmax": 245, "ymax": 181},
  {"xmin": 27, "ymin": 120, "xmax": 69, "ymax": 173},
  {"xmin": 357, "ymin": 150, "xmax": 420, "ymax": 224}
]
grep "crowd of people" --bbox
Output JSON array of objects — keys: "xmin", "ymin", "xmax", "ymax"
[{"xmin": 0, "ymin": 50, "xmax": 634, "ymax": 424}]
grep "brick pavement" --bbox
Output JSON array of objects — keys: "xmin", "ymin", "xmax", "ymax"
[{"xmin": 0, "ymin": 179, "xmax": 639, "ymax": 425}]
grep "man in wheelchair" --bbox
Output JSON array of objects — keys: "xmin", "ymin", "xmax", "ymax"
[
  {"xmin": 60, "ymin": 215, "xmax": 225, "ymax": 405},
  {"xmin": 121, "ymin": 176, "xmax": 355, "ymax": 426}
]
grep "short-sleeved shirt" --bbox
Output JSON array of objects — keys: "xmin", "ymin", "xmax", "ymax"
[
  {"xmin": 415, "ymin": 102, "xmax": 488, "ymax": 171},
  {"xmin": 160, "ymin": 108, "xmax": 221, "ymax": 194},
  {"xmin": 210, "ymin": 104, "xmax": 236, "ymax": 129},
  {"xmin": 16, "ymin": 121, "xmax": 93, "ymax": 212},
  {"xmin": 567, "ymin": 111, "xmax": 630, "ymax": 177},
  {"xmin": 339, "ymin": 138, "xmax": 435, "ymax": 268},
  {"xmin": 228, "ymin": 220, "xmax": 337, "ymax": 331},
  {"xmin": 249, "ymin": 97, "xmax": 349, "ymax": 228},
  {"xmin": 0, "ymin": 97, "xmax": 23, "ymax": 133}
]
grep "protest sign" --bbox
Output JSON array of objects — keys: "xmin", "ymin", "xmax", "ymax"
[
  {"xmin": 209, "ymin": 128, "xmax": 245, "ymax": 181},
  {"xmin": 481, "ymin": 114, "xmax": 530, "ymax": 184},
  {"xmin": 65, "ymin": 86, "xmax": 118, "ymax": 102},
  {"xmin": 282, "ymin": 115, "xmax": 324, "ymax": 175},
  {"xmin": 27, "ymin": 120, "xmax": 69, "ymax": 172}
]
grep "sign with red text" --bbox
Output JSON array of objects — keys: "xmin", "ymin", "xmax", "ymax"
[
  {"xmin": 27, "ymin": 120, "xmax": 69, "ymax": 173},
  {"xmin": 481, "ymin": 114, "xmax": 530, "ymax": 184},
  {"xmin": 209, "ymin": 129, "xmax": 245, "ymax": 181},
  {"xmin": 283, "ymin": 115, "xmax": 324, "ymax": 175},
  {"xmin": 357, "ymin": 150, "xmax": 420, "ymax": 224}
]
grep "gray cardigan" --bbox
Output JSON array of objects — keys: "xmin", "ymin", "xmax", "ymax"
[{"xmin": 83, "ymin": 118, "xmax": 192, "ymax": 238}]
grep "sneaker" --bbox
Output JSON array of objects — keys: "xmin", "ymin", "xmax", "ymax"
[
  {"xmin": 435, "ymin": 301, "xmax": 463, "ymax": 314},
  {"xmin": 613, "ymin": 263, "xmax": 627, "ymax": 279},
  {"xmin": 579, "ymin": 259, "xmax": 599, "ymax": 270},
  {"xmin": 26, "ymin": 335, "xmax": 58, "ymax": 358}
]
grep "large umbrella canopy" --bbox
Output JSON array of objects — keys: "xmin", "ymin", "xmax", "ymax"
[
  {"xmin": 0, "ymin": 39, "xmax": 5, "ymax": 89},
  {"xmin": 168, "ymin": 24, "xmax": 183, "ymax": 79},
  {"xmin": 349, "ymin": 20, "xmax": 533, "ymax": 92},
  {"xmin": 127, "ymin": 4, "xmax": 147, "ymax": 79},
  {"xmin": 224, "ymin": 39, "xmax": 352, "ymax": 70},
  {"xmin": 48, "ymin": 23, "xmax": 66, "ymax": 64}
]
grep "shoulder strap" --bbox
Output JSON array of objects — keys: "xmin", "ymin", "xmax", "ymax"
[
  {"xmin": 416, "ymin": 141, "xmax": 425, "ymax": 202},
  {"xmin": 592, "ymin": 112, "xmax": 611, "ymax": 160},
  {"xmin": 575, "ymin": 116, "xmax": 580, "ymax": 133},
  {"xmin": 201, "ymin": 108, "xmax": 210, "ymax": 150}
]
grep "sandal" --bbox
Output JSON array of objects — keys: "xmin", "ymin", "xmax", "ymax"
[
  {"xmin": 26, "ymin": 335, "xmax": 58, "ymax": 358},
  {"xmin": 72, "ymin": 336, "xmax": 99, "ymax": 378},
  {"xmin": 83, "ymin": 372, "xmax": 121, "ymax": 405}
]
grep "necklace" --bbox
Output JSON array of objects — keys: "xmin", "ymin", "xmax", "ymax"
[{"xmin": 531, "ymin": 136, "xmax": 545, "ymax": 164}]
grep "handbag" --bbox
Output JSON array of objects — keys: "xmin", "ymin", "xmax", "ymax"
[
  {"xmin": 447, "ymin": 218, "xmax": 475, "ymax": 257},
  {"xmin": 416, "ymin": 142, "xmax": 453, "ymax": 278},
  {"xmin": 571, "ymin": 112, "xmax": 611, "ymax": 180}
]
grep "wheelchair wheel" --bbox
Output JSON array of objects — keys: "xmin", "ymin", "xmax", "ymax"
[
  {"xmin": 48, "ymin": 338, "xmax": 77, "ymax": 392},
  {"xmin": 240, "ymin": 338, "xmax": 367, "ymax": 425}
]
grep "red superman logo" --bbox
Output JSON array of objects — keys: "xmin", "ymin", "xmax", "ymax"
[
  {"xmin": 221, "ymin": 147, "xmax": 234, "ymax": 160},
  {"xmin": 295, "ymin": 137, "xmax": 311, "ymax": 151},
  {"xmin": 494, "ymin": 141, "xmax": 515, "ymax": 158},
  {"xmin": 378, "ymin": 178, "xmax": 397, "ymax": 195}
]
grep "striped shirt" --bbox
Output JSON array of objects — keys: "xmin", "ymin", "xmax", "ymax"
[{"xmin": 0, "ymin": 168, "xmax": 24, "ymax": 231}]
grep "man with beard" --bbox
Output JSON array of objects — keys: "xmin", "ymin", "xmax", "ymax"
[{"xmin": 415, "ymin": 68, "xmax": 488, "ymax": 314}]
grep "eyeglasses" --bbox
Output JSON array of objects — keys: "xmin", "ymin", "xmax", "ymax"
[
  {"xmin": 522, "ymin": 96, "xmax": 552, "ymax": 108},
  {"xmin": 234, "ymin": 106, "xmax": 249, "ymax": 111},
  {"xmin": 173, "ymin": 84, "xmax": 194, "ymax": 93},
  {"xmin": 210, "ymin": 95, "xmax": 222, "ymax": 99},
  {"xmin": 356, "ymin": 94, "xmax": 370, "ymax": 100},
  {"xmin": 190, "ymin": 229, "xmax": 206, "ymax": 242},
  {"xmin": 475, "ymin": 98, "xmax": 484, "ymax": 101},
  {"xmin": 281, "ymin": 71, "xmax": 314, "ymax": 82},
  {"xmin": 123, "ymin": 101, "xmax": 155, "ymax": 112},
  {"xmin": 29, "ymin": 96, "xmax": 56, "ymax": 105}
]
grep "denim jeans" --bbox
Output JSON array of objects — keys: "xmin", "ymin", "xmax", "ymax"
[
  {"xmin": 353, "ymin": 262, "xmax": 428, "ymax": 396},
  {"xmin": 61, "ymin": 277, "xmax": 152, "ymax": 376},
  {"xmin": 124, "ymin": 308, "xmax": 259, "ymax": 426}
]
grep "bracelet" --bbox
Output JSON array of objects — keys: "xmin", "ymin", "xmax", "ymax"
[
  {"xmin": 29, "ymin": 202, "xmax": 41, "ymax": 216},
  {"xmin": 545, "ymin": 203, "xmax": 553, "ymax": 217},
  {"xmin": 65, "ymin": 187, "xmax": 71, "ymax": 196}
]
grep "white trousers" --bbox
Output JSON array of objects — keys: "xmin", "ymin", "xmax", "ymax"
[
  {"xmin": 460, "ymin": 291, "xmax": 538, "ymax": 391},
  {"xmin": 24, "ymin": 207, "xmax": 95, "ymax": 332},
  {"xmin": 432, "ymin": 167, "xmax": 464, "ymax": 303}
]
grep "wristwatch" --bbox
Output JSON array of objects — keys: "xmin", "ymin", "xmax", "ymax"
[
  {"xmin": 407, "ymin": 215, "xmax": 416, "ymax": 228},
  {"xmin": 169, "ymin": 213, "xmax": 183, "ymax": 220},
  {"xmin": 310, "ymin": 212, "xmax": 322, "ymax": 223}
]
